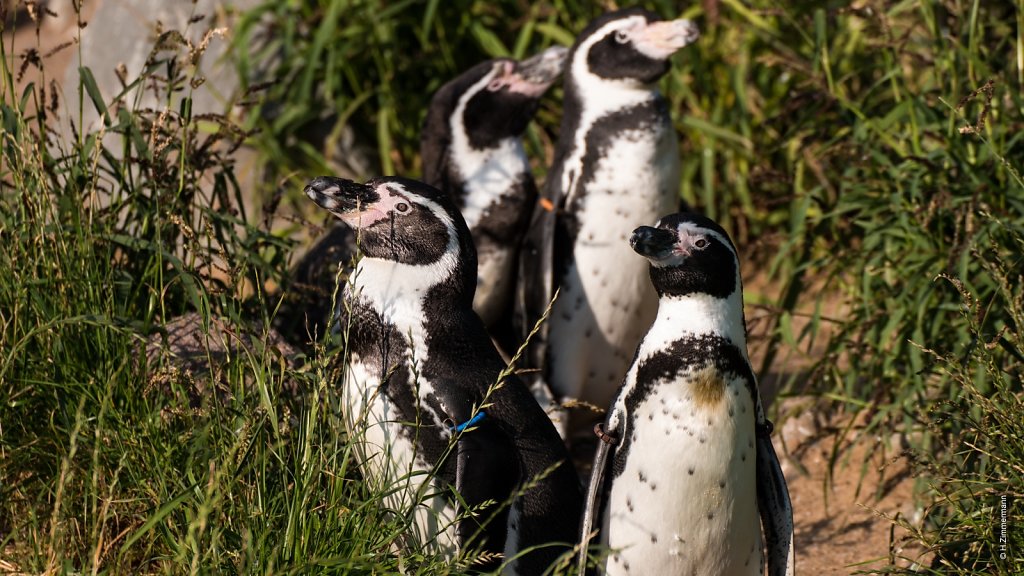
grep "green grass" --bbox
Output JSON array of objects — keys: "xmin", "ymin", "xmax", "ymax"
[
  {"xmin": 872, "ymin": 227, "xmax": 1024, "ymax": 575},
  {"xmin": 2, "ymin": 0, "xmax": 1023, "ymax": 573}
]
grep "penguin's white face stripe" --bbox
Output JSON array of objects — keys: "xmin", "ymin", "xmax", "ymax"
[
  {"xmin": 462, "ymin": 62, "xmax": 505, "ymax": 106},
  {"xmin": 627, "ymin": 18, "xmax": 700, "ymax": 61},
  {"xmin": 563, "ymin": 17, "xmax": 664, "ymax": 201},
  {"xmin": 451, "ymin": 73, "xmax": 531, "ymax": 230},
  {"xmin": 570, "ymin": 15, "xmax": 658, "ymax": 97},
  {"xmin": 347, "ymin": 180, "xmax": 462, "ymax": 363}
]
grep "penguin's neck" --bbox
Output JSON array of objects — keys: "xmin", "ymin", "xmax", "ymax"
[
  {"xmin": 346, "ymin": 253, "xmax": 461, "ymax": 348},
  {"xmin": 645, "ymin": 289, "xmax": 748, "ymax": 353},
  {"xmin": 448, "ymin": 126, "xmax": 529, "ymax": 230},
  {"xmin": 568, "ymin": 59, "xmax": 659, "ymax": 124}
]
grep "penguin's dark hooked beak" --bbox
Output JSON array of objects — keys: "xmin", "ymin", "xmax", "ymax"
[
  {"xmin": 630, "ymin": 226, "xmax": 678, "ymax": 260},
  {"xmin": 515, "ymin": 45, "xmax": 569, "ymax": 86},
  {"xmin": 304, "ymin": 176, "xmax": 380, "ymax": 215}
]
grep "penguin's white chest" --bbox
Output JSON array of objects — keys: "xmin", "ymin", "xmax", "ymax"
[
  {"xmin": 456, "ymin": 139, "xmax": 529, "ymax": 231},
  {"xmin": 547, "ymin": 128, "xmax": 679, "ymax": 406},
  {"xmin": 454, "ymin": 140, "xmax": 530, "ymax": 325},
  {"xmin": 602, "ymin": 369, "xmax": 762, "ymax": 576},
  {"xmin": 474, "ymin": 244, "xmax": 515, "ymax": 325},
  {"xmin": 342, "ymin": 354, "xmax": 459, "ymax": 556}
]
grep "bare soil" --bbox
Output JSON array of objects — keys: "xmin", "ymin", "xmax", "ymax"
[
  {"xmin": 744, "ymin": 269, "xmax": 930, "ymax": 575},
  {"xmin": 773, "ymin": 400, "xmax": 929, "ymax": 574}
]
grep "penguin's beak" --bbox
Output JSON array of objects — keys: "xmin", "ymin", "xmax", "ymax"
[
  {"xmin": 304, "ymin": 176, "xmax": 380, "ymax": 217},
  {"xmin": 504, "ymin": 45, "xmax": 568, "ymax": 97},
  {"xmin": 516, "ymin": 45, "xmax": 568, "ymax": 85},
  {"xmin": 632, "ymin": 18, "xmax": 700, "ymax": 60},
  {"xmin": 630, "ymin": 226, "xmax": 678, "ymax": 261}
]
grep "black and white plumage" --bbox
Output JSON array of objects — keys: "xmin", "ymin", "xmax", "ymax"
[
  {"xmin": 580, "ymin": 213, "xmax": 795, "ymax": 576},
  {"xmin": 303, "ymin": 175, "xmax": 582, "ymax": 574},
  {"xmin": 421, "ymin": 45, "xmax": 567, "ymax": 328},
  {"xmin": 516, "ymin": 9, "xmax": 700, "ymax": 435}
]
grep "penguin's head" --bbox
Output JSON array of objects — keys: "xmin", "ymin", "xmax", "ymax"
[
  {"xmin": 304, "ymin": 175, "xmax": 477, "ymax": 300},
  {"xmin": 572, "ymin": 8, "xmax": 699, "ymax": 86},
  {"xmin": 629, "ymin": 212, "xmax": 740, "ymax": 299},
  {"xmin": 427, "ymin": 45, "xmax": 568, "ymax": 151}
]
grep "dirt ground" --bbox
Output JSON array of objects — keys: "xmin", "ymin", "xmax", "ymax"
[
  {"xmin": 4, "ymin": 5, "xmax": 931, "ymax": 574},
  {"xmin": 773, "ymin": 399, "xmax": 929, "ymax": 574}
]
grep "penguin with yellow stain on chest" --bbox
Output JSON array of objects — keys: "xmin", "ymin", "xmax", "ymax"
[{"xmin": 581, "ymin": 212, "xmax": 795, "ymax": 576}]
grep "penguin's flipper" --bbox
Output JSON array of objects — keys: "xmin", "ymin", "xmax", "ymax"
[
  {"xmin": 755, "ymin": 431, "xmax": 796, "ymax": 576},
  {"xmin": 514, "ymin": 161, "xmax": 577, "ymax": 376},
  {"xmin": 577, "ymin": 423, "xmax": 616, "ymax": 575},
  {"xmin": 454, "ymin": 418, "xmax": 518, "ymax": 561},
  {"xmin": 514, "ymin": 197, "xmax": 557, "ymax": 371}
]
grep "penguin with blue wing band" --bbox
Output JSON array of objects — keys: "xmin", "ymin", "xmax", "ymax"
[{"xmin": 304, "ymin": 175, "xmax": 583, "ymax": 574}]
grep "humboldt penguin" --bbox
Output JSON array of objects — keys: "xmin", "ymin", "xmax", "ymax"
[
  {"xmin": 579, "ymin": 212, "xmax": 795, "ymax": 576},
  {"xmin": 516, "ymin": 8, "xmax": 699, "ymax": 435},
  {"xmin": 304, "ymin": 175, "xmax": 583, "ymax": 574},
  {"xmin": 421, "ymin": 45, "xmax": 567, "ymax": 330}
]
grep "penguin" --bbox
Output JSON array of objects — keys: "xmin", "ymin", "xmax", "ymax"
[
  {"xmin": 516, "ymin": 8, "xmax": 700, "ymax": 436},
  {"xmin": 279, "ymin": 47, "xmax": 567, "ymax": 349},
  {"xmin": 421, "ymin": 45, "xmax": 567, "ymax": 329},
  {"xmin": 578, "ymin": 212, "xmax": 795, "ymax": 576},
  {"xmin": 303, "ymin": 175, "xmax": 583, "ymax": 574}
]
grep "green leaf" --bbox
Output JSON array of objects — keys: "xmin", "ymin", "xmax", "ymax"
[
  {"xmin": 471, "ymin": 23, "xmax": 510, "ymax": 58},
  {"xmin": 79, "ymin": 67, "xmax": 110, "ymax": 127}
]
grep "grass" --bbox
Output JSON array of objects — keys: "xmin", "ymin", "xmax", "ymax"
[
  {"xmin": 1, "ymin": 0, "xmax": 1023, "ymax": 573},
  {"xmin": 872, "ymin": 225, "xmax": 1024, "ymax": 575}
]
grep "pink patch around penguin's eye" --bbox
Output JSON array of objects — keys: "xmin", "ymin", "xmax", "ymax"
[{"xmin": 338, "ymin": 184, "xmax": 415, "ymax": 228}]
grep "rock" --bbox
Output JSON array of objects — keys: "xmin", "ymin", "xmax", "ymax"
[
  {"xmin": 775, "ymin": 395, "xmax": 829, "ymax": 449},
  {"xmin": 144, "ymin": 311, "xmax": 303, "ymax": 408}
]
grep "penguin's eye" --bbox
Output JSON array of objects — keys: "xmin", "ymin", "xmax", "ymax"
[
  {"xmin": 395, "ymin": 202, "xmax": 410, "ymax": 214},
  {"xmin": 487, "ymin": 78, "xmax": 506, "ymax": 91},
  {"xmin": 694, "ymin": 238, "xmax": 709, "ymax": 249},
  {"xmin": 614, "ymin": 30, "xmax": 630, "ymax": 44}
]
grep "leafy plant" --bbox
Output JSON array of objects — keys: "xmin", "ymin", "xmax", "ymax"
[{"xmin": 872, "ymin": 221, "xmax": 1024, "ymax": 575}]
